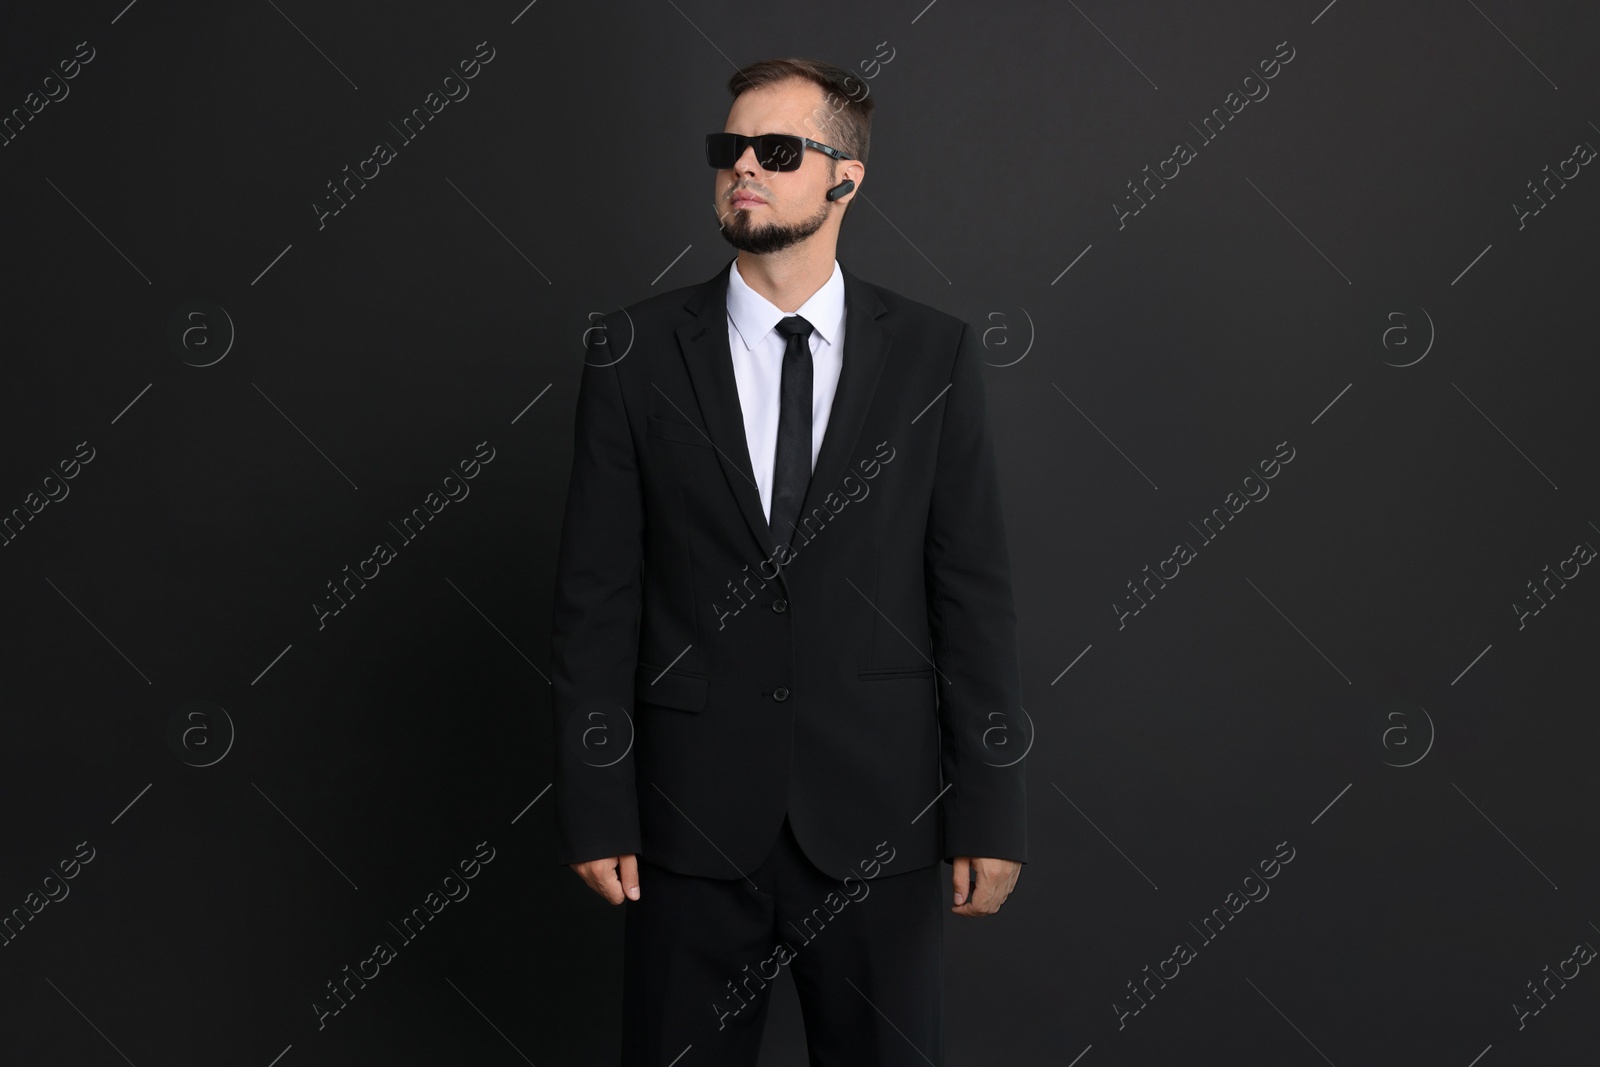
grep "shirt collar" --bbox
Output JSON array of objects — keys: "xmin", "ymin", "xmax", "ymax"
[{"xmin": 725, "ymin": 257, "xmax": 845, "ymax": 353}]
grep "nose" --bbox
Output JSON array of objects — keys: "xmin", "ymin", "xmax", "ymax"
[{"xmin": 732, "ymin": 142, "xmax": 765, "ymax": 175}]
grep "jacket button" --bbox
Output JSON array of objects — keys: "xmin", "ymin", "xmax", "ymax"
[
  {"xmin": 772, "ymin": 598, "xmax": 788, "ymax": 613},
  {"xmin": 773, "ymin": 686, "xmax": 789, "ymax": 702}
]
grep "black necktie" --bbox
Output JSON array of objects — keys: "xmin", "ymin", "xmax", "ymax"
[{"xmin": 769, "ymin": 314, "xmax": 814, "ymax": 550}]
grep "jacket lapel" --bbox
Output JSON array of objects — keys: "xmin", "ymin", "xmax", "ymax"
[
  {"xmin": 798, "ymin": 266, "xmax": 892, "ymax": 531},
  {"xmin": 673, "ymin": 259, "xmax": 892, "ymax": 584}
]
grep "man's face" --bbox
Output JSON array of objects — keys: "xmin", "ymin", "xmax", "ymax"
[{"xmin": 714, "ymin": 79, "xmax": 839, "ymax": 255}]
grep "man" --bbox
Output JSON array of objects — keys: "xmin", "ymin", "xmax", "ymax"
[{"xmin": 551, "ymin": 56, "xmax": 1026, "ymax": 1065}]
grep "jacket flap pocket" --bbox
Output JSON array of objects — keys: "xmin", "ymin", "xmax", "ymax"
[
  {"xmin": 858, "ymin": 665, "xmax": 935, "ymax": 680},
  {"xmin": 635, "ymin": 662, "xmax": 708, "ymax": 712}
]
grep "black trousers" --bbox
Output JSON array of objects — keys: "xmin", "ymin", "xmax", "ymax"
[{"xmin": 621, "ymin": 814, "xmax": 946, "ymax": 1066}]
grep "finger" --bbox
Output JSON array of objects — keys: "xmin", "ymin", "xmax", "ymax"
[
  {"xmin": 619, "ymin": 854, "xmax": 640, "ymax": 901},
  {"xmin": 951, "ymin": 857, "xmax": 971, "ymax": 907},
  {"xmin": 953, "ymin": 863, "xmax": 1007, "ymax": 916},
  {"xmin": 570, "ymin": 861, "xmax": 605, "ymax": 902},
  {"xmin": 952, "ymin": 863, "xmax": 990, "ymax": 916},
  {"xmin": 599, "ymin": 857, "xmax": 626, "ymax": 905},
  {"xmin": 969, "ymin": 864, "xmax": 999, "ymax": 914},
  {"xmin": 587, "ymin": 860, "xmax": 621, "ymax": 905}
]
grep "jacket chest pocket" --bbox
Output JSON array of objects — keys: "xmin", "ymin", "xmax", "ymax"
[
  {"xmin": 646, "ymin": 414, "xmax": 714, "ymax": 450},
  {"xmin": 635, "ymin": 661, "xmax": 708, "ymax": 712}
]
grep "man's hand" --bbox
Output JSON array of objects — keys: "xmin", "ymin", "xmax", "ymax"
[
  {"xmin": 951, "ymin": 856, "xmax": 1021, "ymax": 916},
  {"xmin": 570, "ymin": 854, "xmax": 641, "ymax": 904}
]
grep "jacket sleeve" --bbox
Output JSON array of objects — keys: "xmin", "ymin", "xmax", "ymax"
[
  {"xmin": 925, "ymin": 321, "xmax": 1028, "ymax": 865},
  {"xmin": 550, "ymin": 315, "xmax": 645, "ymax": 866}
]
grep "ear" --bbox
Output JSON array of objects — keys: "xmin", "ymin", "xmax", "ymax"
[{"xmin": 832, "ymin": 160, "xmax": 865, "ymax": 203}]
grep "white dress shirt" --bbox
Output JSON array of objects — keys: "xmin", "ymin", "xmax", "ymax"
[{"xmin": 725, "ymin": 256, "xmax": 847, "ymax": 522}]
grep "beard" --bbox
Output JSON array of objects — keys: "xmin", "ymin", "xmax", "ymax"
[{"xmin": 718, "ymin": 194, "xmax": 832, "ymax": 254}]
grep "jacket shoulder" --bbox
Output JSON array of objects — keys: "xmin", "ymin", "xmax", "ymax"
[
  {"xmin": 857, "ymin": 278, "xmax": 971, "ymax": 376},
  {"xmin": 578, "ymin": 274, "xmax": 708, "ymax": 369},
  {"xmin": 858, "ymin": 275, "xmax": 967, "ymax": 333},
  {"xmin": 616, "ymin": 276, "xmax": 706, "ymax": 323}
]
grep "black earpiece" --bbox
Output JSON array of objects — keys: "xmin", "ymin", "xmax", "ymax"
[{"xmin": 825, "ymin": 179, "xmax": 855, "ymax": 202}]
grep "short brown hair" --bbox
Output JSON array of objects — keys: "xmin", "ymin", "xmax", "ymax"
[{"xmin": 725, "ymin": 57, "xmax": 874, "ymax": 167}]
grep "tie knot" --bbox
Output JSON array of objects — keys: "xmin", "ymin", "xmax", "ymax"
[{"xmin": 775, "ymin": 314, "xmax": 814, "ymax": 342}]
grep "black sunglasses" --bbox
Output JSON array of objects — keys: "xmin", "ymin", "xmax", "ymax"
[{"xmin": 705, "ymin": 132, "xmax": 854, "ymax": 172}]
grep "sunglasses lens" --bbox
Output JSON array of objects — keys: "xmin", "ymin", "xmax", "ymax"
[
  {"xmin": 706, "ymin": 133, "xmax": 804, "ymax": 171},
  {"xmin": 754, "ymin": 135, "xmax": 799, "ymax": 170},
  {"xmin": 706, "ymin": 133, "xmax": 740, "ymax": 168}
]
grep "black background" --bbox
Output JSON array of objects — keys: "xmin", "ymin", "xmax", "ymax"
[{"xmin": 2, "ymin": 1, "xmax": 1597, "ymax": 1064}]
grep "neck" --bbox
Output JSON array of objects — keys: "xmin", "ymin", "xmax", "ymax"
[{"xmin": 735, "ymin": 242, "xmax": 837, "ymax": 313}]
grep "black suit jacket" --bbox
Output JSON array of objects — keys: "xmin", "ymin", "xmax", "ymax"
[{"xmin": 550, "ymin": 258, "xmax": 1026, "ymax": 882}]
